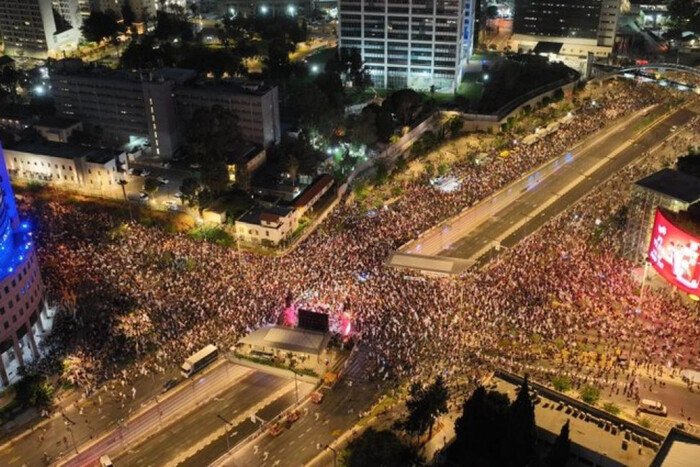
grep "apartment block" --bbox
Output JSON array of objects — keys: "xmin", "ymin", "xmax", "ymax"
[
  {"xmin": 338, "ymin": 0, "xmax": 471, "ymax": 92},
  {"xmin": 0, "ymin": 0, "xmax": 82, "ymax": 58}
]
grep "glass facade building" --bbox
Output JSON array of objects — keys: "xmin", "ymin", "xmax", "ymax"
[
  {"xmin": 0, "ymin": 143, "xmax": 52, "ymax": 388},
  {"xmin": 338, "ymin": 0, "xmax": 475, "ymax": 92}
]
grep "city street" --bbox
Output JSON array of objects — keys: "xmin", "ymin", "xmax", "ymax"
[
  {"xmin": 115, "ymin": 371, "xmax": 314, "ymax": 467},
  {"xmin": 438, "ymin": 106, "xmax": 699, "ymax": 263}
]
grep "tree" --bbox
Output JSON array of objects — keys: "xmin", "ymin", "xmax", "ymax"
[
  {"xmin": 546, "ymin": 420, "xmax": 570, "ymax": 467},
  {"xmin": 386, "ymin": 89, "xmax": 422, "ymax": 126},
  {"xmin": 400, "ymin": 375, "xmax": 449, "ymax": 441},
  {"xmin": 285, "ymin": 155, "xmax": 300, "ymax": 184},
  {"xmin": 180, "ymin": 177, "xmax": 202, "ymax": 206},
  {"xmin": 0, "ymin": 67, "xmax": 28, "ymax": 105},
  {"xmin": 506, "ymin": 378, "xmax": 536, "ymax": 467},
  {"xmin": 264, "ymin": 36, "xmax": 294, "ymax": 81},
  {"xmin": 453, "ymin": 386, "xmax": 510, "ymax": 465},
  {"xmin": 81, "ymin": 11, "xmax": 120, "ymax": 42},
  {"xmin": 143, "ymin": 177, "xmax": 160, "ymax": 194},
  {"xmin": 349, "ymin": 110, "xmax": 378, "ymax": 147},
  {"xmin": 184, "ymin": 106, "xmax": 242, "ymax": 194},
  {"xmin": 341, "ymin": 428, "xmax": 419, "ymax": 467},
  {"xmin": 580, "ymin": 385, "xmax": 600, "ymax": 405},
  {"xmin": 15, "ymin": 373, "xmax": 54, "ymax": 409},
  {"xmin": 121, "ymin": 1, "xmax": 136, "ymax": 28},
  {"xmin": 668, "ymin": 0, "xmax": 700, "ymax": 28},
  {"xmin": 486, "ymin": 5, "xmax": 499, "ymax": 19}
]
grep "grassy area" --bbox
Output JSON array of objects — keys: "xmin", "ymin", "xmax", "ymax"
[{"xmin": 188, "ymin": 225, "xmax": 235, "ymax": 247}]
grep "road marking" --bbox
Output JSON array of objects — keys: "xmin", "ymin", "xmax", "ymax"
[
  {"xmin": 289, "ymin": 440, "xmax": 295, "ymax": 446},
  {"xmin": 298, "ymin": 433, "xmax": 305, "ymax": 439},
  {"xmin": 305, "ymin": 427, "xmax": 311, "ymax": 433}
]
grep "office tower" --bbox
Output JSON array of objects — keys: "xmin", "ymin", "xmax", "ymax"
[
  {"xmin": 512, "ymin": 0, "xmax": 621, "ymax": 58},
  {"xmin": 0, "ymin": 0, "xmax": 82, "ymax": 58},
  {"xmin": 338, "ymin": 0, "xmax": 472, "ymax": 92},
  {"xmin": 0, "ymin": 143, "xmax": 52, "ymax": 387}
]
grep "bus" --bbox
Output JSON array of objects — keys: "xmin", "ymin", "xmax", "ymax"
[{"xmin": 181, "ymin": 344, "xmax": 218, "ymax": 378}]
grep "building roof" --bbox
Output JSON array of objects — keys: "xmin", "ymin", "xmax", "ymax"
[
  {"xmin": 178, "ymin": 79, "xmax": 274, "ymax": 97},
  {"xmin": 651, "ymin": 427, "xmax": 700, "ymax": 467},
  {"xmin": 237, "ymin": 206, "xmax": 294, "ymax": 226},
  {"xmin": 33, "ymin": 116, "xmax": 81, "ymax": 130},
  {"xmin": 635, "ymin": 169, "xmax": 700, "ymax": 204},
  {"xmin": 9, "ymin": 140, "xmax": 120, "ymax": 164},
  {"xmin": 226, "ymin": 144, "xmax": 263, "ymax": 165},
  {"xmin": 387, "ymin": 252, "xmax": 473, "ymax": 275},
  {"xmin": 534, "ymin": 41, "xmax": 564, "ymax": 55},
  {"xmin": 292, "ymin": 174, "xmax": 334, "ymax": 209},
  {"xmin": 238, "ymin": 325, "xmax": 330, "ymax": 355}
]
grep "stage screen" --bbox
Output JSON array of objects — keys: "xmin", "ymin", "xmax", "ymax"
[
  {"xmin": 298, "ymin": 309, "xmax": 329, "ymax": 333},
  {"xmin": 648, "ymin": 209, "xmax": 700, "ymax": 295}
]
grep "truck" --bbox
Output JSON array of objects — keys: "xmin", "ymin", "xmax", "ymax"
[{"xmin": 181, "ymin": 344, "xmax": 218, "ymax": 378}]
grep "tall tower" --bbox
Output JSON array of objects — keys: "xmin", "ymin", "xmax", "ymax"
[
  {"xmin": 0, "ymin": 0, "xmax": 82, "ymax": 58},
  {"xmin": 0, "ymin": 142, "xmax": 51, "ymax": 388},
  {"xmin": 338, "ymin": 0, "xmax": 470, "ymax": 93}
]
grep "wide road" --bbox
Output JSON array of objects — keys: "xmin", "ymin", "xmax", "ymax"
[
  {"xmin": 57, "ymin": 361, "xmax": 256, "ymax": 467},
  {"xmin": 439, "ymin": 106, "xmax": 698, "ymax": 262},
  {"xmin": 115, "ymin": 371, "xmax": 313, "ymax": 467}
]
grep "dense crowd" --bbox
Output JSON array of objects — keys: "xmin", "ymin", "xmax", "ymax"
[{"xmin": 21, "ymin": 80, "xmax": 699, "ymax": 402}]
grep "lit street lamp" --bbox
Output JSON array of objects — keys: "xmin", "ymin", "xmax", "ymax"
[
  {"xmin": 287, "ymin": 5, "xmax": 296, "ymax": 16},
  {"xmin": 260, "ymin": 5, "xmax": 269, "ymax": 14}
]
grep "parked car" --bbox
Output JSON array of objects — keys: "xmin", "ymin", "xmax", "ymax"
[
  {"xmin": 99, "ymin": 455, "xmax": 114, "ymax": 467},
  {"xmin": 285, "ymin": 410, "xmax": 300, "ymax": 428},
  {"xmin": 161, "ymin": 378, "xmax": 178, "ymax": 393},
  {"xmin": 140, "ymin": 169, "xmax": 151, "ymax": 177},
  {"xmin": 637, "ymin": 399, "xmax": 667, "ymax": 417},
  {"xmin": 139, "ymin": 192, "xmax": 149, "ymax": 201},
  {"xmin": 157, "ymin": 177, "xmax": 170, "ymax": 185},
  {"xmin": 268, "ymin": 422, "xmax": 283, "ymax": 436},
  {"xmin": 310, "ymin": 391, "xmax": 324, "ymax": 404}
]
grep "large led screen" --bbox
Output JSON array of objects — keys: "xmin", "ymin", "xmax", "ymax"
[{"xmin": 648, "ymin": 209, "xmax": 700, "ymax": 295}]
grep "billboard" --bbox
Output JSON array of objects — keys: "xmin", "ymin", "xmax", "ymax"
[
  {"xmin": 648, "ymin": 209, "xmax": 700, "ymax": 295},
  {"xmin": 298, "ymin": 309, "xmax": 329, "ymax": 333}
]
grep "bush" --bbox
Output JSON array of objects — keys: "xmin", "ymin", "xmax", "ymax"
[
  {"xmin": 14, "ymin": 374, "xmax": 54, "ymax": 409},
  {"xmin": 188, "ymin": 226, "xmax": 235, "ymax": 247},
  {"xmin": 638, "ymin": 417, "xmax": 651, "ymax": 428},
  {"xmin": 602, "ymin": 402, "xmax": 620, "ymax": 415},
  {"xmin": 580, "ymin": 385, "xmax": 600, "ymax": 405},
  {"xmin": 551, "ymin": 375, "xmax": 572, "ymax": 392}
]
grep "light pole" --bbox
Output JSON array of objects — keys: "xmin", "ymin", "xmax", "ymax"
[
  {"xmin": 324, "ymin": 444, "xmax": 337, "ymax": 467},
  {"xmin": 118, "ymin": 178, "xmax": 133, "ymax": 222},
  {"xmin": 217, "ymin": 414, "xmax": 234, "ymax": 452}
]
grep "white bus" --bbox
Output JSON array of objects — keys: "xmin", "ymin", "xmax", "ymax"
[{"xmin": 181, "ymin": 344, "xmax": 218, "ymax": 378}]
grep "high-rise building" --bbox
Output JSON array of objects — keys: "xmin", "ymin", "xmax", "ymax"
[
  {"xmin": 511, "ymin": 0, "xmax": 621, "ymax": 58},
  {"xmin": 0, "ymin": 142, "xmax": 53, "ymax": 388},
  {"xmin": 50, "ymin": 60, "xmax": 281, "ymax": 156},
  {"xmin": 338, "ymin": 0, "xmax": 474, "ymax": 92},
  {"xmin": 0, "ymin": 0, "xmax": 82, "ymax": 58}
]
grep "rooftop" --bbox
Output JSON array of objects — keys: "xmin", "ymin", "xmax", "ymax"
[
  {"xmin": 9, "ymin": 140, "xmax": 121, "ymax": 164},
  {"xmin": 292, "ymin": 174, "xmax": 334, "ymax": 209},
  {"xmin": 635, "ymin": 169, "xmax": 700, "ymax": 205},
  {"xmin": 651, "ymin": 427, "xmax": 700, "ymax": 467},
  {"xmin": 226, "ymin": 144, "xmax": 263, "ymax": 165},
  {"xmin": 178, "ymin": 79, "xmax": 274, "ymax": 97},
  {"xmin": 237, "ymin": 206, "xmax": 294, "ymax": 226},
  {"xmin": 33, "ymin": 116, "xmax": 81, "ymax": 130},
  {"xmin": 238, "ymin": 325, "xmax": 330, "ymax": 356}
]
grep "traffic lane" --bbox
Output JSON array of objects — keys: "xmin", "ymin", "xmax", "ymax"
[
  {"xmin": 0, "ymin": 366, "xmax": 182, "ymax": 467},
  {"xmin": 115, "ymin": 371, "xmax": 289, "ymax": 467},
  {"xmin": 63, "ymin": 363, "xmax": 253, "ymax": 466},
  {"xmin": 227, "ymin": 380, "xmax": 377, "ymax": 467},
  {"xmin": 440, "ymin": 108, "xmax": 646, "ymax": 259},
  {"xmin": 179, "ymin": 384, "xmax": 313, "ymax": 467},
  {"xmin": 455, "ymin": 107, "xmax": 696, "ymax": 263}
]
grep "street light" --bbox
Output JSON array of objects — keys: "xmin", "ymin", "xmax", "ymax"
[
  {"xmin": 311, "ymin": 64, "xmax": 320, "ymax": 74},
  {"xmin": 217, "ymin": 414, "xmax": 234, "ymax": 452},
  {"xmin": 260, "ymin": 5, "xmax": 269, "ymax": 14},
  {"xmin": 287, "ymin": 5, "xmax": 296, "ymax": 16},
  {"xmin": 324, "ymin": 444, "xmax": 337, "ymax": 467}
]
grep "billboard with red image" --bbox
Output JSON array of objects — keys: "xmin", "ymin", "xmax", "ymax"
[{"xmin": 648, "ymin": 209, "xmax": 700, "ymax": 295}]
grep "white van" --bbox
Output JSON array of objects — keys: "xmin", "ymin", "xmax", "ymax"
[
  {"xmin": 99, "ymin": 455, "xmax": 114, "ymax": 467},
  {"xmin": 637, "ymin": 399, "xmax": 668, "ymax": 417}
]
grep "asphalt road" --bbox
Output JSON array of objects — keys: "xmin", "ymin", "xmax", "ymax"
[
  {"xmin": 439, "ymin": 106, "xmax": 698, "ymax": 263},
  {"xmin": 114, "ymin": 371, "xmax": 307, "ymax": 467},
  {"xmin": 59, "ymin": 361, "xmax": 256, "ymax": 467},
  {"xmin": 222, "ymin": 348, "xmax": 381, "ymax": 467}
]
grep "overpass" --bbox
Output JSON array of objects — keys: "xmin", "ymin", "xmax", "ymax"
[{"xmin": 593, "ymin": 62, "xmax": 700, "ymax": 80}]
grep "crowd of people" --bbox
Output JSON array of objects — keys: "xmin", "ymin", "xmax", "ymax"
[{"xmin": 20, "ymin": 80, "xmax": 700, "ymax": 408}]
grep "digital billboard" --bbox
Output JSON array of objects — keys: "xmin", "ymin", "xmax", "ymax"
[{"xmin": 648, "ymin": 209, "xmax": 700, "ymax": 295}]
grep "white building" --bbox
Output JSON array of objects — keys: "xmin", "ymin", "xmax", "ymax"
[
  {"xmin": 0, "ymin": 0, "xmax": 82, "ymax": 58},
  {"xmin": 235, "ymin": 206, "xmax": 300, "ymax": 246},
  {"xmin": 4, "ymin": 140, "xmax": 126, "ymax": 189},
  {"xmin": 511, "ymin": 0, "xmax": 621, "ymax": 59},
  {"xmin": 338, "ymin": 0, "xmax": 474, "ymax": 92}
]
